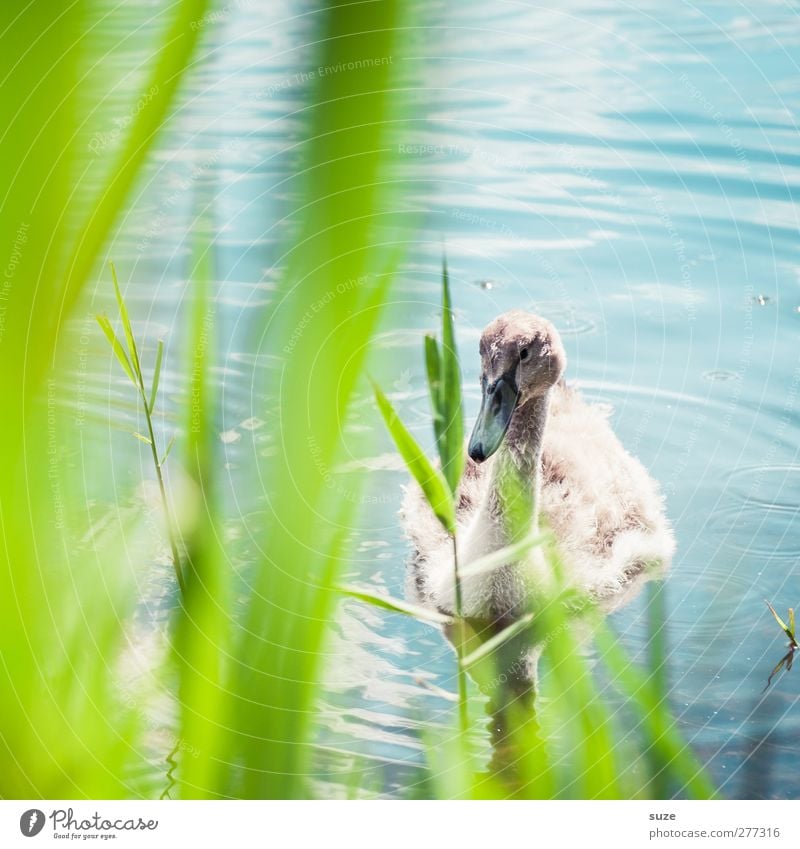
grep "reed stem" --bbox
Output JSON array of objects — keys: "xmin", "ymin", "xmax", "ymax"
[
  {"xmin": 452, "ymin": 534, "xmax": 468, "ymax": 734},
  {"xmin": 139, "ymin": 384, "xmax": 185, "ymax": 595}
]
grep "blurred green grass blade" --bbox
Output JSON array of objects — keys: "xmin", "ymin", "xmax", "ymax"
[
  {"xmin": 229, "ymin": 0, "xmax": 422, "ymax": 799},
  {"xmin": 186, "ymin": 222, "xmax": 215, "ymax": 479},
  {"xmin": 439, "ymin": 257, "xmax": 464, "ymax": 494},
  {"xmin": 461, "ymin": 613, "xmax": 534, "ymax": 667},
  {"xmin": 132, "ymin": 431, "xmax": 153, "ymax": 445},
  {"xmin": 646, "ymin": 582, "xmax": 670, "ymax": 798},
  {"xmin": 496, "ymin": 454, "xmax": 537, "ymax": 541},
  {"xmin": 594, "ymin": 622, "xmax": 716, "ymax": 799},
  {"xmin": 0, "ymin": 0, "xmax": 205, "ymax": 798},
  {"xmin": 96, "ymin": 314, "xmax": 136, "ymax": 384},
  {"xmin": 541, "ymin": 606, "xmax": 623, "ymax": 798},
  {"xmin": 518, "ymin": 547, "xmax": 623, "ymax": 799},
  {"xmin": 458, "ymin": 531, "xmax": 548, "ymax": 580},
  {"xmin": 424, "ymin": 334, "xmax": 444, "ymax": 440},
  {"xmin": 647, "ymin": 583, "xmax": 669, "ymax": 697},
  {"xmin": 149, "ymin": 339, "xmax": 165, "ymax": 413},
  {"xmin": 338, "ymin": 584, "xmax": 453, "ymax": 625},
  {"xmin": 0, "ymin": 1, "xmax": 81, "ymax": 389},
  {"xmin": 422, "ymin": 724, "xmax": 498, "ymax": 800},
  {"xmin": 175, "ymin": 215, "xmax": 232, "ymax": 799},
  {"xmin": 66, "ymin": 0, "xmax": 211, "ymax": 322},
  {"xmin": 372, "ymin": 380, "xmax": 455, "ymax": 534}
]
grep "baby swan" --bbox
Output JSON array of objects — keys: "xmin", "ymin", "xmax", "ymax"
[{"xmin": 402, "ymin": 310, "xmax": 675, "ymax": 626}]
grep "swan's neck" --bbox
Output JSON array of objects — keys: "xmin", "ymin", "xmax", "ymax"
[{"xmin": 488, "ymin": 392, "xmax": 549, "ymax": 539}]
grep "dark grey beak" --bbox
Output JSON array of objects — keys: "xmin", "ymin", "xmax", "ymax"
[{"xmin": 468, "ymin": 374, "xmax": 519, "ymax": 463}]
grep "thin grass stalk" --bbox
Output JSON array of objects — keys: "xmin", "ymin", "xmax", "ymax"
[
  {"xmin": 138, "ymin": 379, "xmax": 185, "ymax": 594},
  {"xmin": 106, "ymin": 262, "xmax": 184, "ymax": 594},
  {"xmin": 452, "ymin": 535, "xmax": 468, "ymax": 734}
]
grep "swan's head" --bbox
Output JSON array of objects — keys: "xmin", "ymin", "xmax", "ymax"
[{"xmin": 468, "ymin": 310, "xmax": 565, "ymax": 463}]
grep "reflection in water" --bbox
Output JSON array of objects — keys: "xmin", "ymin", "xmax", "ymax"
[
  {"xmin": 763, "ymin": 601, "xmax": 798, "ymax": 691},
  {"xmin": 160, "ymin": 741, "xmax": 179, "ymax": 801},
  {"xmin": 452, "ymin": 617, "xmax": 542, "ymax": 786},
  {"xmin": 764, "ymin": 648, "xmax": 794, "ymax": 693}
]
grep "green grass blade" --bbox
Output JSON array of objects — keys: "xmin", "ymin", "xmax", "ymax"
[
  {"xmin": 175, "ymin": 211, "xmax": 232, "ymax": 798},
  {"xmin": 458, "ymin": 531, "xmax": 548, "ymax": 579},
  {"xmin": 228, "ymin": 0, "xmax": 424, "ymax": 798},
  {"xmin": 0, "ymin": 0, "xmax": 208, "ymax": 797},
  {"xmin": 424, "ymin": 333, "xmax": 444, "ymax": 441},
  {"xmin": 110, "ymin": 262, "xmax": 143, "ymax": 381},
  {"xmin": 338, "ymin": 584, "xmax": 452, "ymax": 625},
  {"xmin": 594, "ymin": 622, "xmax": 716, "ymax": 799},
  {"xmin": 372, "ymin": 380, "xmax": 455, "ymax": 534},
  {"xmin": 96, "ymin": 314, "xmax": 136, "ymax": 385},
  {"xmin": 132, "ymin": 431, "xmax": 153, "ymax": 445},
  {"xmin": 439, "ymin": 257, "xmax": 464, "ymax": 494},
  {"xmin": 149, "ymin": 339, "xmax": 165, "ymax": 413},
  {"xmin": 461, "ymin": 613, "xmax": 534, "ymax": 667},
  {"xmin": 646, "ymin": 582, "xmax": 671, "ymax": 798},
  {"xmin": 160, "ymin": 434, "xmax": 176, "ymax": 467},
  {"xmin": 66, "ymin": 0, "xmax": 212, "ymax": 324},
  {"xmin": 789, "ymin": 608, "xmax": 796, "ymax": 640},
  {"xmin": 766, "ymin": 600, "xmax": 791, "ymax": 637}
]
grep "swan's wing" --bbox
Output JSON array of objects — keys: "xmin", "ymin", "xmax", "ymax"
[{"xmin": 540, "ymin": 383, "xmax": 675, "ymax": 593}]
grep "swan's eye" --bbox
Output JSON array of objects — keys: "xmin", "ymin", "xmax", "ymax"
[{"xmin": 520, "ymin": 347, "xmax": 529, "ymax": 361}]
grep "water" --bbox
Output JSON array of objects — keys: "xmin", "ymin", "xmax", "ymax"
[{"xmin": 73, "ymin": 0, "xmax": 800, "ymax": 798}]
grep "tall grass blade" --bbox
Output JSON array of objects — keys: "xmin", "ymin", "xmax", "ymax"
[
  {"xmin": 425, "ymin": 334, "xmax": 444, "ymax": 438},
  {"xmin": 226, "ymin": 0, "xmax": 421, "ymax": 799},
  {"xmin": 66, "ymin": 0, "xmax": 212, "ymax": 323},
  {"xmin": 594, "ymin": 622, "xmax": 716, "ymax": 799},
  {"xmin": 458, "ymin": 531, "xmax": 548, "ymax": 579},
  {"xmin": 110, "ymin": 262, "xmax": 143, "ymax": 379},
  {"xmin": 101, "ymin": 264, "xmax": 184, "ymax": 593},
  {"xmin": 149, "ymin": 340, "xmax": 165, "ymax": 413},
  {"xmin": 96, "ymin": 314, "xmax": 136, "ymax": 384},
  {"xmin": 461, "ymin": 613, "xmax": 534, "ymax": 667},
  {"xmin": 175, "ymin": 215, "xmax": 231, "ymax": 798},
  {"xmin": 160, "ymin": 434, "xmax": 177, "ymax": 467},
  {"xmin": 536, "ymin": 593, "xmax": 623, "ymax": 799},
  {"xmin": 438, "ymin": 258, "xmax": 464, "ymax": 494},
  {"xmin": 646, "ymin": 582, "xmax": 670, "ymax": 797},
  {"xmin": 338, "ymin": 584, "xmax": 452, "ymax": 625},
  {"xmin": 0, "ymin": 0, "xmax": 209, "ymax": 798},
  {"xmin": 372, "ymin": 380, "xmax": 455, "ymax": 534},
  {"xmin": 766, "ymin": 600, "xmax": 795, "ymax": 643}
]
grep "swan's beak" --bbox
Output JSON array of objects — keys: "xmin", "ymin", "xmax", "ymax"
[{"xmin": 468, "ymin": 374, "xmax": 518, "ymax": 463}]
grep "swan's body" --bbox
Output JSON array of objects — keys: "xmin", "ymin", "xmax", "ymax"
[{"xmin": 402, "ymin": 311, "xmax": 674, "ymax": 626}]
